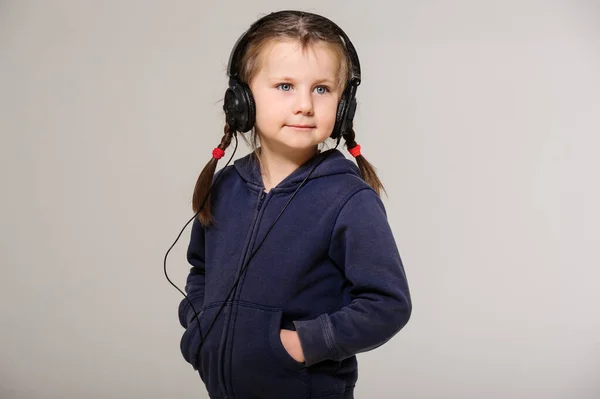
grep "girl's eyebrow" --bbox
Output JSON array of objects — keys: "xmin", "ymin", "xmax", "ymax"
[{"xmin": 270, "ymin": 76, "xmax": 337, "ymax": 85}]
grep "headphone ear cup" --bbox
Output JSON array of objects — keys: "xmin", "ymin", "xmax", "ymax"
[
  {"xmin": 331, "ymin": 94, "xmax": 347, "ymax": 140},
  {"xmin": 223, "ymin": 79, "xmax": 256, "ymax": 133},
  {"xmin": 238, "ymin": 81, "xmax": 256, "ymax": 132},
  {"xmin": 346, "ymin": 97, "xmax": 357, "ymax": 124},
  {"xmin": 331, "ymin": 85, "xmax": 352, "ymax": 139},
  {"xmin": 223, "ymin": 87, "xmax": 239, "ymax": 129}
]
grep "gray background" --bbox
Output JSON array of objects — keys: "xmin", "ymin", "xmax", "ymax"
[{"xmin": 1, "ymin": 1, "xmax": 599, "ymax": 398}]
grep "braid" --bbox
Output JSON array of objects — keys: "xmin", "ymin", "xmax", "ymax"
[
  {"xmin": 342, "ymin": 127, "xmax": 358, "ymax": 149},
  {"xmin": 342, "ymin": 123, "xmax": 387, "ymax": 197},
  {"xmin": 192, "ymin": 124, "xmax": 234, "ymax": 226},
  {"xmin": 218, "ymin": 124, "xmax": 234, "ymax": 152}
]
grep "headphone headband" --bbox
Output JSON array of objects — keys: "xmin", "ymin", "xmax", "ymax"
[{"xmin": 226, "ymin": 10, "xmax": 361, "ymax": 86}]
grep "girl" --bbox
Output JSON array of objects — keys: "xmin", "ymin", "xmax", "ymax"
[{"xmin": 177, "ymin": 10, "xmax": 411, "ymax": 399}]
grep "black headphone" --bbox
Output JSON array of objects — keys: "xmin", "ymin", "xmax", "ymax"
[{"xmin": 223, "ymin": 10, "xmax": 361, "ymax": 140}]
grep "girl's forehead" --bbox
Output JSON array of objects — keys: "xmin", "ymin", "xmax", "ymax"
[{"xmin": 256, "ymin": 39, "xmax": 341, "ymax": 79}]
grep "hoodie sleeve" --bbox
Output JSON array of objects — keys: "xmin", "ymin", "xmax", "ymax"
[
  {"xmin": 177, "ymin": 168, "xmax": 227, "ymax": 329},
  {"xmin": 293, "ymin": 188, "xmax": 412, "ymax": 366},
  {"xmin": 177, "ymin": 216, "xmax": 207, "ymax": 329}
]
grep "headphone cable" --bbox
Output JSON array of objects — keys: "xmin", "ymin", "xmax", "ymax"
[
  {"xmin": 165, "ymin": 134, "xmax": 342, "ymax": 370},
  {"xmin": 163, "ymin": 134, "xmax": 239, "ymax": 357}
]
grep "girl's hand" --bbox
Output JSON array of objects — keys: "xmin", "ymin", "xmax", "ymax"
[{"xmin": 279, "ymin": 329, "xmax": 305, "ymax": 363}]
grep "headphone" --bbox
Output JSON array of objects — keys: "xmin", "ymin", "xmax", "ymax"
[
  {"xmin": 223, "ymin": 10, "xmax": 362, "ymax": 140},
  {"xmin": 164, "ymin": 10, "xmax": 362, "ymax": 372}
]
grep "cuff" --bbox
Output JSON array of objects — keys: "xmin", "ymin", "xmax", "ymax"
[
  {"xmin": 293, "ymin": 314, "xmax": 336, "ymax": 367},
  {"xmin": 178, "ymin": 294, "xmax": 204, "ymax": 329}
]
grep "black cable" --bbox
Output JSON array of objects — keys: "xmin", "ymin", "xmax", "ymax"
[
  {"xmin": 166, "ymin": 133, "xmax": 342, "ymax": 371},
  {"xmin": 163, "ymin": 133, "xmax": 239, "ymax": 362},
  {"xmin": 191, "ymin": 139, "xmax": 342, "ymax": 368}
]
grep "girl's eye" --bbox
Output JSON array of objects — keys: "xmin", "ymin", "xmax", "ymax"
[
  {"xmin": 277, "ymin": 83, "xmax": 292, "ymax": 91},
  {"xmin": 315, "ymin": 86, "xmax": 329, "ymax": 94}
]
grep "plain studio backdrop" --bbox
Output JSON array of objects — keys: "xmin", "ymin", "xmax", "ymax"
[{"xmin": 1, "ymin": 1, "xmax": 599, "ymax": 398}]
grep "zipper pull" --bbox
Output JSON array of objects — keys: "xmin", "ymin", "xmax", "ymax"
[{"xmin": 257, "ymin": 191, "xmax": 266, "ymax": 210}]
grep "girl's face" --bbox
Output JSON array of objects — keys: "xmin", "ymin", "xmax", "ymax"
[{"xmin": 249, "ymin": 39, "xmax": 343, "ymax": 155}]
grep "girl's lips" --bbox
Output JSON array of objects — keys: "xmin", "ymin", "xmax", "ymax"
[{"xmin": 286, "ymin": 125, "xmax": 315, "ymax": 129}]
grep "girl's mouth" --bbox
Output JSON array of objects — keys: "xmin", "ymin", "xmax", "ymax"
[{"xmin": 286, "ymin": 125, "xmax": 315, "ymax": 130}]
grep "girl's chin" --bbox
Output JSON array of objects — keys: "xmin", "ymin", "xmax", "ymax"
[{"xmin": 260, "ymin": 139, "xmax": 320, "ymax": 152}]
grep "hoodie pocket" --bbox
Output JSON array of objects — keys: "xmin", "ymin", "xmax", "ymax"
[
  {"xmin": 180, "ymin": 315, "xmax": 201, "ymax": 369},
  {"xmin": 230, "ymin": 304, "xmax": 309, "ymax": 399},
  {"xmin": 268, "ymin": 309, "xmax": 308, "ymax": 372},
  {"xmin": 180, "ymin": 303, "xmax": 226, "ymax": 394}
]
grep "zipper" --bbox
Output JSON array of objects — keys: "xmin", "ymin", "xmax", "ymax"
[
  {"xmin": 257, "ymin": 191, "xmax": 266, "ymax": 210},
  {"xmin": 220, "ymin": 189, "xmax": 269, "ymax": 398}
]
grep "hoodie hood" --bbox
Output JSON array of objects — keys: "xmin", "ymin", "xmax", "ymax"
[{"xmin": 233, "ymin": 148, "xmax": 360, "ymax": 189}]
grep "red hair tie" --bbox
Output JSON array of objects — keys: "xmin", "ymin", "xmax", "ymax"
[
  {"xmin": 348, "ymin": 144, "xmax": 361, "ymax": 158},
  {"xmin": 212, "ymin": 147, "xmax": 225, "ymax": 160}
]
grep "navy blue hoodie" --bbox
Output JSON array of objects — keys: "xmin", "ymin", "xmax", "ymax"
[{"xmin": 178, "ymin": 148, "xmax": 411, "ymax": 399}]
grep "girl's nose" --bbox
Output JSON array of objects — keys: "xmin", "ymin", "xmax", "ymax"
[{"xmin": 293, "ymin": 90, "xmax": 314, "ymax": 115}]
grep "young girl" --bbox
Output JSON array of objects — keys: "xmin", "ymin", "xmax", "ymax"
[{"xmin": 177, "ymin": 10, "xmax": 412, "ymax": 399}]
